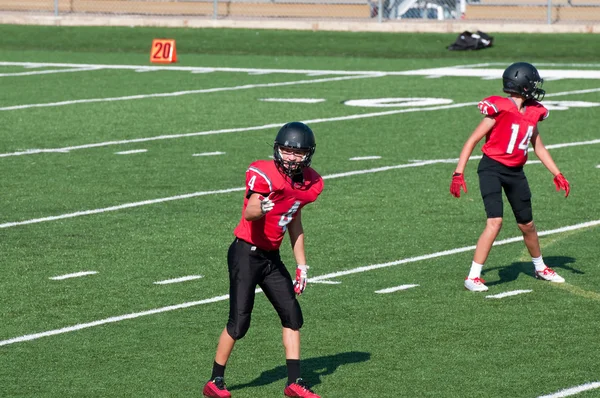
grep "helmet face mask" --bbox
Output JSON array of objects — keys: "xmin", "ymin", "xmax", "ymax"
[
  {"xmin": 502, "ymin": 62, "xmax": 546, "ymax": 101},
  {"xmin": 273, "ymin": 122, "xmax": 316, "ymax": 178}
]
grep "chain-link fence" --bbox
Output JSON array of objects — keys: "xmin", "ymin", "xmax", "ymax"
[{"xmin": 2, "ymin": 0, "xmax": 600, "ymax": 23}]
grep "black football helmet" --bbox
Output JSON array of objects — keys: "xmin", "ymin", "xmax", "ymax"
[
  {"xmin": 502, "ymin": 62, "xmax": 545, "ymax": 101},
  {"xmin": 273, "ymin": 122, "xmax": 316, "ymax": 177}
]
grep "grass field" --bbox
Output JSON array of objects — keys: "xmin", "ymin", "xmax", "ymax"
[{"xmin": 1, "ymin": 25, "xmax": 600, "ymax": 398}]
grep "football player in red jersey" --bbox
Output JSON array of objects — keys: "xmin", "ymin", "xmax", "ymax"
[
  {"xmin": 450, "ymin": 62, "xmax": 570, "ymax": 292},
  {"xmin": 203, "ymin": 122, "xmax": 324, "ymax": 398}
]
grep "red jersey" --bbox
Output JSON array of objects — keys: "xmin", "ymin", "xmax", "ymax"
[
  {"xmin": 477, "ymin": 96, "xmax": 549, "ymax": 167},
  {"xmin": 233, "ymin": 160, "xmax": 324, "ymax": 251}
]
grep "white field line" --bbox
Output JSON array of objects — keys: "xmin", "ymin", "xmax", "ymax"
[
  {"xmin": 375, "ymin": 284, "xmax": 419, "ymax": 294},
  {"xmin": 538, "ymin": 382, "xmax": 600, "ymax": 398},
  {"xmin": 310, "ymin": 219, "xmax": 600, "ymax": 283},
  {"xmin": 349, "ymin": 156, "xmax": 382, "ymax": 161},
  {"xmin": 485, "ymin": 290, "xmax": 533, "ymax": 299},
  {"xmin": 1, "ymin": 219, "xmax": 598, "ymax": 347},
  {"xmin": 49, "ymin": 271, "xmax": 98, "ymax": 280},
  {"xmin": 115, "ymin": 149, "xmax": 147, "ymax": 155},
  {"xmin": 0, "ymin": 67, "xmax": 102, "ymax": 77},
  {"xmin": 192, "ymin": 151, "xmax": 225, "ymax": 157},
  {"xmin": 154, "ymin": 275, "xmax": 203, "ymax": 285},
  {"xmin": 309, "ymin": 280, "xmax": 342, "ymax": 285},
  {"xmin": 0, "ymin": 85, "xmax": 596, "ymax": 159},
  {"xmin": 0, "ymin": 102, "xmax": 477, "ymax": 158},
  {"xmin": 0, "ymin": 73, "xmax": 382, "ymax": 112},
  {"xmin": 3, "ymin": 61, "xmax": 600, "ymax": 80},
  {"xmin": 259, "ymin": 98, "xmax": 326, "ymax": 103},
  {"xmin": 0, "ymin": 187, "xmax": 244, "ymax": 229},
  {"xmin": 1, "ymin": 138, "xmax": 598, "ymax": 230}
]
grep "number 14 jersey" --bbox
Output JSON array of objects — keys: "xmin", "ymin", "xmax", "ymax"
[
  {"xmin": 478, "ymin": 95, "xmax": 549, "ymax": 167},
  {"xmin": 233, "ymin": 159, "xmax": 324, "ymax": 251}
]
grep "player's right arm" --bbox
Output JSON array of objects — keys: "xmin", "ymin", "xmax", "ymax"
[
  {"xmin": 243, "ymin": 164, "xmax": 274, "ymax": 221},
  {"xmin": 244, "ymin": 193, "xmax": 273, "ymax": 221},
  {"xmin": 453, "ymin": 116, "xmax": 495, "ymax": 174}
]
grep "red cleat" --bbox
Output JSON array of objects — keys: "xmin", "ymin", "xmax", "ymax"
[
  {"xmin": 203, "ymin": 377, "xmax": 231, "ymax": 398},
  {"xmin": 284, "ymin": 378, "xmax": 321, "ymax": 398}
]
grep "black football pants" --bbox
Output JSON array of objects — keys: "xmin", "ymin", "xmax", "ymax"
[
  {"xmin": 478, "ymin": 154, "xmax": 533, "ymax": 224},
  {"xmin": 226, "ymin": 238, "xmax": 303, "ymax": 340}
]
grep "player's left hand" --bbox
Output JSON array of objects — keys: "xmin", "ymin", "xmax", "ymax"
[
  {"xmin": 294, "ymin": 265, "xmax": 309, "ymax": 295},
  {"xmin": 553, "ymin": 173, "xmax": 570, "ymax": 198},
  {"xmin": 450, "ymin": 173, "xmax": 467, "ymax": 198}
]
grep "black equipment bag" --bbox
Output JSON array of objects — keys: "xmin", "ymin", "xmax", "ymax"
[{"xmin": 447, "ymin": 31, "xmax": 494, "ymax": 51}]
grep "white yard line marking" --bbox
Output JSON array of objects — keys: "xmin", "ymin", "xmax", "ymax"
[
  {"xmin": 115, "ymin": 149, "xmax": 147, "ymax": 155},
  {"xmin": 0, "ymin": 74, "xmax": 381, "ymax": 112},
  {"xmin": 49, "ymin": 271, "xmax": 98, "ymax": 280},
  {"xmin": 538, "ymin": 382, "xmax": 600, "ymax": 398},
  {"xmin": 1, "ymin": 139, "xmax": 598, "ymax": 230},
  {"xmin": 259, "ymin": 98, "xmax": 326, "ymax": 103},
  {"xmin": 154, "ymin": 275, "xmax": 203, "ymax": 285},
  {"xmin": 0, "ymin": 84, "xmax": 595, "ymax": 159},
  {"xmin": 485, "ymin": 290, "xmax": 533, "ymax": 299},
  {"xmin": 2, "ymin": 219, "xmax": 597, "ymax": 347},
  {"xmin": 0, "ymin": 294, "xmax": 230, "ymax": 347},
  {"xmin": 192, "ymin": 151, "xmax": 225, "ymax": 157},
  {"xmin": 310, "ymin": 220, "xmax": 600, "ymax": 283},
  {"xmin": 0, "ymin": 67, "xmax": 101, "ymax": 77},
  {"xmin": 349, "ymin": 156, "xmax": 382, "ymax": 161},
  {"xmin": 309, "ymin": 280, "xmax": 342, "ymax": 285},
  {"xmin": 0, "ymin": 102, "xmax": 476, "ymax": 158},
  {"xmin": 0, "ymin": 187, "xmax": 245, "ymax": 229},
  {"xmin": 375, "ymin": 284, "xmax": 419, "ymax": 294}
]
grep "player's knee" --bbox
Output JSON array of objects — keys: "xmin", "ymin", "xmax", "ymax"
[
  {"xmin": 227, "ymin": 318, "xmax": 251, "ymax": 340},
  {"xmin": 515, "ymin": 210, "xmax": 533, "ymax": 225},
  {"xmin": 486, "ymin": 217, "xmax": 503, "ymax": 232},
  {"xmin": 517, "ymin": 219, "xmax": 535, "ymax": 232}
]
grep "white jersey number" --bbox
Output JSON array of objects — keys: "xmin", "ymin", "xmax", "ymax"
[
  {"xmin": 278, "ymin": 201, "xmax": 301, "ymax": 232},
  {"xmin": 506, "ymin": 124, "xmax": 533, "ymax": 156}
]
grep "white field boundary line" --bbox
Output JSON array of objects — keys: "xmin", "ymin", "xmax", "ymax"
[
  {"xmin": 0, "ymin": 85, "xmax": 596, "ymax": 159},
  {"xmin": 1, "ymin": 219, "xmax": 598, "ymax": 347},
  {"xmin": 0, "ymin": 102, "xmax": 476, "ymax": 158},
  {"xmin": 1, "ymin": 138, "xmax": 598, "ymax": 230},
  {"xmin": 537, "ymin": 382, "xmax": 600, "ymax": 398},
  {"xmin": 0, "ymin": 73, "xmax": 383, "ymax": 112}
]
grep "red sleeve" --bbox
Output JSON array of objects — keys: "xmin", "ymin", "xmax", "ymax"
[
  {"xmin": 477, "ymin": 96, "xmax": 504, "ymax": 117},
  {"xmin": 246, "ymin": 165, "xmax": 272, "ymax": 194},
  {"xmin": 535, "ymin": 101, "xmax": 549, "ymax": 122}
]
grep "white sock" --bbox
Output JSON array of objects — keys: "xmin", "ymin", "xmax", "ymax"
[
  {"xmin": 468, "ymin": 261, "xmax": 484, "ymax": 279},
  {"xmin": 532, "ymin": 255, "xmax": 546, "ymax": 271}
]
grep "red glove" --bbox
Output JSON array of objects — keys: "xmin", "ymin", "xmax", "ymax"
[
  {"xmin": 293, "ymin": 265, "xmax": 309, "ymax": 295},
  {"xmin": 553, "ymin": 173, "xmax": 570, "ymax": 198},
  {"xmin": 450, "ymin": 173, "xmax": 467, "ymax": 198}
]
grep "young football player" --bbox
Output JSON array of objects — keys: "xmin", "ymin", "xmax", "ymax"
[
  {"xmin": 450, "ymin": 62, "xmax": 570, "ymax": 292},
  {"xmin": 203, "ymin": 122, "xmax": 324, "ymax": 397}
]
